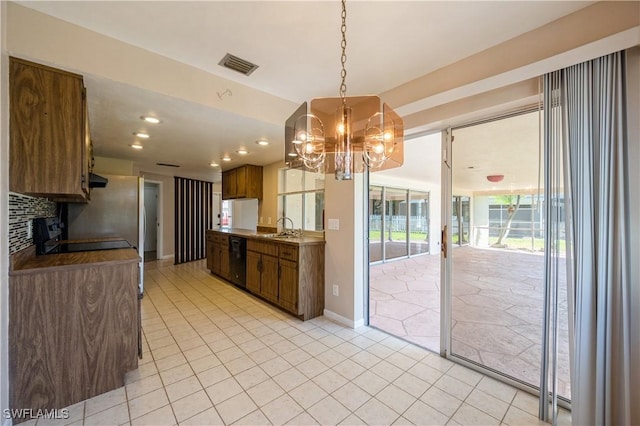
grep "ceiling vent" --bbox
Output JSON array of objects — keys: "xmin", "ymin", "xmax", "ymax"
[
  {"xmin": 218, "ymin": 53, "xmax": 259, "ymax": 76},
  {"xmin": 156, "ymin": 162, "xmax": 180, "ymax": 168}
]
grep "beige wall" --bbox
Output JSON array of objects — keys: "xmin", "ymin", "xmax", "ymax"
[
  {"xmin": 324, "ymin": 175, "xmax": 363, "ymax": 325},
  {"xmin": 94, "ymin": 156, "xmax": 134, "ymax": 176},
  {"xmin": 258, "ymin": 160, "xmax": 285, "ymax": 228}
]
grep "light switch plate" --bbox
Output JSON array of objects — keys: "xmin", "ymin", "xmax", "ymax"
[{"xmin": 328, "ymin": 218, "xmax": 340, "ymax": 230}]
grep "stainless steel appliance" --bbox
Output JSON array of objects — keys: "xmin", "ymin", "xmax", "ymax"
[
  {"xmin": 66, "ymin": 174, "xmax": 145, "ymax": 295},
  {"xmin": 50, "ymin": 239, "xmax": 132, "ymax": 253},
  {"xmin": 229, "ymin": 236, "xmax": 246, "ymax": 287}
]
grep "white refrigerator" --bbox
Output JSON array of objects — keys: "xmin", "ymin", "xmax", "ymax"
[{"xmin": 66, "ymin": 174, "xmax": 145, "ymax": 295}]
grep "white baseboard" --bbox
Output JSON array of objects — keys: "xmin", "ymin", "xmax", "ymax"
[
  {"xmin": 323, "ymin": 309, "xmax": 365, "ymax": 329},
  {"xmin": 159, "ymin": 254, "xmax": 174, "ymax": 260}
]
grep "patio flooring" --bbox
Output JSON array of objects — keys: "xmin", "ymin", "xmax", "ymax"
[{"xmin": 369, "ymin": 245, "xmax": 571, "ymax": 398}]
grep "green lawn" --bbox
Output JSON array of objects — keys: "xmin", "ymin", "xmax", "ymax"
[
  {"xmin": 488, "ymin": 236, "xmax": 566, "ymax": 252},
  {"xmin": 369, "ymin": 230, "xmax": 428, "ymax": 241},
  {"xmin": 369, "ymin": 230, "xmax": 566, "ymax": 252}
]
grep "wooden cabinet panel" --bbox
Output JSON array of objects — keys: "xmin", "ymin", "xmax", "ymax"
[
  {"xmin": 9, "ymin": 260, "xmax": 138, "ymax": 412},
  {"xmin": 261, "ymin": 255, "xmax": 279, "ymax": 303},
  {"xmin": 235, "ymin": 165, "xmax": 247, "ymax": 197},
  {"xmin": 207, "ymin": 230, "xmax": 324, "ymax": 320},
  {"xmin": 206, "ymin": 237, "xmax": 214, "ymax": 270},
  {"xmin": 222, "ymin": 165, "xmax": 263, "ymax": 200},
  {"xmin": 246, "ymin": 250, "xmax": 261, "ymax": 294},
  {"xmin": 219, "ymin": 248, "xmax": 230, "ymax": 280},
  {"xmin": 207, "ymin": 233, "xmax": 229, "ymax": 278},
  {"xmin": 9, "ymin": 57, "xmax": 88, "ymax": 202},
  {"xmin": 279, "ymin": 259, "xmax": 299, "ymax": 314}
]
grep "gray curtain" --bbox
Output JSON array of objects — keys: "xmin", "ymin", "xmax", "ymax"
[{"xmin": 546, "ymin": 51, "xmax": 637, "ymax": 425}]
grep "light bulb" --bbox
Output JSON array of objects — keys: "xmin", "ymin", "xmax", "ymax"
[
  {"xmin": 337, "ymin": 123, "xmax": 345, "ymax": 134},
  {"xmin": 373, "ymin": 143, "xmax": 384, "ymax": 154},
  {"xmin": 383, "ymin": 132, "xmax": 392, "ymax": 141}
]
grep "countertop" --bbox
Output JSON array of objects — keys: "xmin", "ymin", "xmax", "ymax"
[
  {"xmin": 10, "ymin": 244, "xmax": 140, "ymax": 275},
  {"xmin": 208, "ymin": 228, "xmax": 325, "ymax": 246}
]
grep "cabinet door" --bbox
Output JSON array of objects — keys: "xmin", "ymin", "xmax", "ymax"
[
  {"xmin": 246, "ymin": 251, "xmax": 261, "ymax": 294},
  {"xmin": 222, "ymin": 169, "xmax": 237, "ymax": 200},
  {"xmin": 9, "ymin": 58, "xmax": 85, "ymax": 200},
  {"xmin": 235, "ymin": 166, "xmax": 247, "ymax": 197},
  {"xmin": 211, "ymin": 244, "xmax": 221, "ymax": 275},
  {"xmin": 261, "ymin": 255, "xmax": 279, "ymax": 303},
  {"xmin": 246, "ymin": 165, "xmax": 263, "ymax": 199},
  {"xmin": 279, "ymin": 259, "xmax": 299, "ymax": 314},
  {"xmin": 206, "ymin": 239, "xmax": 214, "ymax": 271},
  {"xmin": 220, "ymin": 246, "xmax": 230, "ymax": 280}
]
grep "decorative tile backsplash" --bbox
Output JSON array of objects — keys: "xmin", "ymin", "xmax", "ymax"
[{"xmin": 8, "ymin": 192, "xmax": 57, "ymax": 255}]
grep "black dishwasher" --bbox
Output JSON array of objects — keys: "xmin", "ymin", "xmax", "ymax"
[{"xmin": 229, "ymin": 236, "xmax": 247, "ymax": 288}]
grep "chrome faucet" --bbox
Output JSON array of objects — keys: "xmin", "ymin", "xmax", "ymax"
[
  {"xmin": 276, "ymin": 216, "xmax": 300, "ymax": 237},
  {"xmin": 276, "ymin": 216, "xmax": 294, "ymax": 232}
]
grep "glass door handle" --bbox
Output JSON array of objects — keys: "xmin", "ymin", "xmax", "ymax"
[{"xmin": 441, "ymin": 225, "xmax": 448, "ymax": 258}]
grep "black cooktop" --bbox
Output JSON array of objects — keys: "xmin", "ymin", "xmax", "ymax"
[{"xmin": 50, "ymin": 240, "xmax": 132, "ymax": 254}]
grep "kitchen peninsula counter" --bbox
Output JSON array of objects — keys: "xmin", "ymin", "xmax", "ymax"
[
  {"xmin": 207, "ymin": 228, "xmax": 325, "ymax": 320},
  {"xmin": 9, "ymin": 244, "xmax": 140, "ymax": 417},
  {"xmin": 214, "ymin": 227, "xmax": 325, "ymax": 245},
  {"xmin": 10, "ymin": 244, "xmax": 139, "ymax": 275}
]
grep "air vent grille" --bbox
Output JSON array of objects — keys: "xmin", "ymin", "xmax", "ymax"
[
  {"xmin": 218, "ymin": 53, "xmax": 259, "ymax": 76},
  {"xmin": 156, "ymin": 162, "xmax": 180, "ymax": 168}
]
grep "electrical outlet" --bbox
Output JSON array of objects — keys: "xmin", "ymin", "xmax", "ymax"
[
  {"xmin": 332, "ymin": 284, "xmax": 339, "ymax": 297},
  {"xmin": 268, "ymin": 217, "xmax": 272, "ymax": 225},
  {"xmin": 260, "ymin": 216, "xmax": 264, "ymax": 224}
]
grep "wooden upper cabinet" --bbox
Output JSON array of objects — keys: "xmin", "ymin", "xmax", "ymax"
[
  {"xmin": 222, "ymin": 165, "xmax": 263, "ymax": 200},
  {"xmin": 9, "ymin": 57, "xmax": 89, "ymax": 202}
]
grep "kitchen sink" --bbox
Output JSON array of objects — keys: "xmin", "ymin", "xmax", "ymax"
[{"xmin": 258, "ymin": 232, "xmax": 300, "ymax": 239}]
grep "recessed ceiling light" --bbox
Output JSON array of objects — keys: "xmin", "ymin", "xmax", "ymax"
[
  {"xmin": 236, "ymin": 149, "xmax": 248, "ymax": 155},
  {"xmin": 210, "ymin": 162, "xmax": 219, "ymax": 167},
  {"xmin": 222, "ymin": 156, "xmax": 231, "ymax": 162},
  {"xmin": 287, "ymin": 152, "xmax": 298, "ymax": 157},
  {"xmin": 141, "ymin": 116, "xmax": 160, "ymax": 124},
  {"xmin": 134, "ymin": 132, "xmax": 150, "ymax": 139},
  {"xmin": 256, "ymin": 140, "xmax": 269, "ymax": 146},
  {"xmin": 130, "ymin": 144, "xmax": 143, "ymax": 150}
]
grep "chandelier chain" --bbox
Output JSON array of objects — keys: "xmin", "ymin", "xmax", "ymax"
[{"xmin": 339, "ymin": 0, "xmax": 347, "ymax": 103}]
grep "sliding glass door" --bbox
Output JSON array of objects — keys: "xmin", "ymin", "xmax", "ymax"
[{"xmin": 442, "ymin": 111, "xmax": 571, "ymax": 406}]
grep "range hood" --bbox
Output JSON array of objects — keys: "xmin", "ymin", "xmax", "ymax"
[{"xmin": 89, "ymin": 173, "xmax": 109, "ymax": 188}]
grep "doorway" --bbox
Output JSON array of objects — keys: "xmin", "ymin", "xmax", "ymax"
[
  {"xmin": 367, "ymin": 133, "xmax": 442, "ymax": 353},
  {"xmin": 144, "ymin": 182, "xmax": 160, "ymax": 262}
]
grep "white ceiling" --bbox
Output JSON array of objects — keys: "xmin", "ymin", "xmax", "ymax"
[{"xmin": 16, "ymin": 1, "xmax": 592, "ymax": 182}]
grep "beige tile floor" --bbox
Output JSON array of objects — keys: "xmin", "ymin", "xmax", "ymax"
[
  {"xmin": 21, "ymin": 258, "xmax": 568, "ymax": 426},
  {"xmin": 369, "ymin": 246, "xmax": 571, "ymax": 399}
]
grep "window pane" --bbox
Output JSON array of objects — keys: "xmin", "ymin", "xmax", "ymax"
[
  {"xmin": 304, "ymin": 192, "xmax": 324, "ymax": 231},
  {"xmin": 409, "ymin": 191, "xmax": 429, "ymax": 255},
  {"xmin": 279, "ymin": 168, "xmax": 304, "ymax": 193},
  {"xmin": 304, "ymin": 170, "xmax": 325, "ymax": 191}
]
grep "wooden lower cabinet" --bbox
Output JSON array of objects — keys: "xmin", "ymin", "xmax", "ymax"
[
  {"xmin": 247, "ymin": 248, "xmax": 283, "ymax": 305},
  {"xmin": 246, "ymin": 250, "xmax": 261, "ymax": 294},
  {"xmin": 9, "ymin": 253, "xmax": 139, "ymax": 416},
  {"xmin": 207, "ymin": 233, "xmax": 229, "ymax": 280},
  {"xmin": 260, "ymin": 254, "xmax": 279, "ymax": 304},
  {"xmin": 278, "ymin": 258, "xmax": 299, "ymax": 314},
  {"xmin": 207, "ymin": 230, "xmax": 325, "ymax": 320}
]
